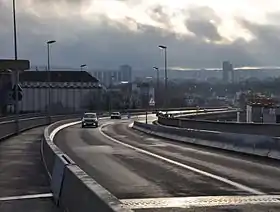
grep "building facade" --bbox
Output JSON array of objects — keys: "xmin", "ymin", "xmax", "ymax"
[
  {"xmin": 222, "ymin": 61, "xmax": 233, "ymax": 83},
  {"xmin": 92, "ymin": 65, "xmax": 132, "ymax": 87},
  {"xmin": 17, "ymin": 71, "xmax": 100, "ymax": 113}
]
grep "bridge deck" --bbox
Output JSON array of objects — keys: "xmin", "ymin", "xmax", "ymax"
[{"xmin": 0, "ymin": 127, "xmax": 60, "ymax": 212}]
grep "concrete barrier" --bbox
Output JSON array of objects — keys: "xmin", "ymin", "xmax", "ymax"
[
  {"xmin": 158, "ymin": 115, "xmax": 280, "ymax": 137},
  {"xmin": 41, "ymin": 117, "xmax": 133, "ymax": 212},
  {"xmin": 133, "ymin": 121, "xmax": 280, "ymax": 161},
  {"xmin": 0, "ymin": 114, "xmax": 82, "ymax": 141}
]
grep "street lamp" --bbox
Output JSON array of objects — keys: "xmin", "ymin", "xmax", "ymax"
[
  {"xmin": 47, "ymin": 40, "xmax": 56, "ymax": 71},
  {"xmin": 80, "ymin": 64, "xmax": 87, "ymax": 72},
  {"xmin": 12, "ymin": 0, "xmax": 18, "ymax": 60},
  {"xmin": 12, "ymin": 0, "xmax": 20, "ymax": 133},
  {"xmin": 46, "ymin": 40, "xmax": 56, "ymax": 121},
  {"xmin": 109, "ymin": 76, "xmax": 115, "ymax": 113},
  {"xmin": 153, "ymin": 66, "xmax": 159, "ymax": 109},
  {"xmin": 158, "ymin": 45, "xmax": 168, "ymax": 108},
  {"xmin": 80, "ymin": 64, "xmax": 87, "ymax": 112}
]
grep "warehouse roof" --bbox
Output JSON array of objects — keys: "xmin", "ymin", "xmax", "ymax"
[{"xmin": 19, "ymin": 71, "xmax": 98, "ymax": 83}]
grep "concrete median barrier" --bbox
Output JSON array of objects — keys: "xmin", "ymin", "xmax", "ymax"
[
  {"xmin": 158, "ymin": 115, "xmax": 280, "ymax": 137},
  {"xmin": 0, "ymin": 114, "xmax": 82, "ymax": 142},
  {"xmin": 60, "ymin": 165, "xmax": 131, "ymax": 212},
  {"xmin": 133, "ymin": 121, "xmax": 280, "ymax": 161}
]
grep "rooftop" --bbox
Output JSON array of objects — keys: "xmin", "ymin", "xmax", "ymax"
[{"xmin": 19, "ymin": 71, "xmax": 98, "ymax": 83}]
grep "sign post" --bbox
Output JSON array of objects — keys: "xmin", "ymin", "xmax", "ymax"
[
  {"xmin": 0, "ymin": 59, "xmax": 30, "ymax": 134},
  {"xmin": 146, "ymin": 98, "xmax": 155, "ymax": 124}
]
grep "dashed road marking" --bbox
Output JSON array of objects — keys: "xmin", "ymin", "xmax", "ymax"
[{"xmin": 0, "ymin": 193, "xmax": 53, "ymax": 201}]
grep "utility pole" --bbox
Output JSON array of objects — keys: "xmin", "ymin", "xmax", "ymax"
[{"xmin": 12, "ymin": 0, "xmax": 19, "ymax": 134}]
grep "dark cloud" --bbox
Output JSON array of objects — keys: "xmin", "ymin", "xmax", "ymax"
[
  {"xmin": 237, "ymin": 18, "xmax": 280, "ymax": 65},
  {"xmin": 185, "ymin": 6, "xmax": 222, "ymax": 41},
  {"xmin": 1, "ymin": 1, "xmax": 280, "ymax": 71},
  {"xmin": 147, "ymin": 5, "xmax": 171, "ymax": 27},
  {"xmin": 186, "ymin": 19, "xmax": 222, "ymax": 41}
]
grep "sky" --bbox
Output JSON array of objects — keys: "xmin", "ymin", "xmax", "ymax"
[{"xmin": 1, "ymin": 0, "xmax": 280, "ymax": 71}]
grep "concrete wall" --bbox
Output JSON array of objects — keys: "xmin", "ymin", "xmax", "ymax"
[
  {"xmin": 158, "ymin": 115, "xmax": 280, "ymax": 137},
  {"xmin": 133, "ymin": 121, "xmax": 280, "ymax": 160}
]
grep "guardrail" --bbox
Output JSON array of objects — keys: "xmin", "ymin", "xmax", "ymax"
[
  {"xmin": 0, "ymin": 106, "xmax": 226, "ymax": 141},
  {"xmin": 42, "ymin": 118, "xmax": 133, "ymax": 212},
  {"xmin": 0, "ymin": 114, "xmax": 83, "ymax": 141},
  {"xmin": 172, "ymin": 109, "xmax": 236, "ymax": 118},
  {"xmin": 158, "ymin": 111, "xmax": 280, "ymax": 137},
  {"xmin": 133, "ymin": 121, "xmax": 280, "ymax": 160}
]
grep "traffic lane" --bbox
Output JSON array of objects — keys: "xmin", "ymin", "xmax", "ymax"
[
  {"xmin": 104, "ymin": 121, "xmax": 280, "ymax": 195},
  {"xmin": 54, "ymin": 121, "xmax": 248, "ymax": 199}
]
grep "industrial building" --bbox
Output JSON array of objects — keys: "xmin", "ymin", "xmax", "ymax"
[{"xmin": 0, "ymin": 71, "xmax": 101, "ymax": 114}]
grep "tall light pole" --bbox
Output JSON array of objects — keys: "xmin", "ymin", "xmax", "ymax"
[
  {"xmin": 153, "ymin": 67, "xmax": 159, "ymax": 108},
  {"xmin": 13, "ymin": 0, "xmax": 18, "ymax": 60},
  {"xmin": 12, "ymin": 0, "xmax": 20, "ymax": 133},
  {"xmin": 80, "ymin": 64, "xmax": 86, "ymax": 112},
  {"xmin": 158, "ymin": 45, "xmax": 168, "ymax": 108},
  {"xmin": 47, "ymin": 40, "xmax": 56, "ymax": 71},
  {"xmin": 47, "ymin": 40, "xmax": 56, "ymax": 120},
  {"xmin": 109, "ymin": 75, "xmax": 114, "ymax": 113},
  {"xmin": 80, "ymin": 64, "xmax": 87, "ymax": 72}
]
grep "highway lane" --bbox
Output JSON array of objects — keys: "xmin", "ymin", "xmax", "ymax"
[
  {"xmin": 105, "ymin": 120, "xmax": 280, "ymax": 195},
  {"xmin": 53, "ymin": 116, "xmax": 272, "ymax": 200}
]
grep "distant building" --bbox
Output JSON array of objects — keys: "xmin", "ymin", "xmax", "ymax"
[
  {"xmin": 222, "ymin": 61, "xmax": 233, "ymax": 83},
  {"xmin": 119, "ymin": 65, "xmax": 132, "ymax": 82},
  {"xmin": 92, "ymin": 65, "xmax": 132, "ymax": 87},
  {"xmin": 16, "ymin": 71, "xmax": 100, "ymax": 113},
  {"xmin": 245, "ymin": 95, "xmax": 280, "ymax": 123}
]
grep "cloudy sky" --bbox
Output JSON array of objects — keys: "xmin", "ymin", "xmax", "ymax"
[{"xmin": 1, "ymin": 0, "xmax": 280, "ymax": 70}]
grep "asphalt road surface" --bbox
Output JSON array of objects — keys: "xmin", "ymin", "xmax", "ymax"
[{"xmin": 54, "ymin": 116, "xmax": 280, "ymax": 211}]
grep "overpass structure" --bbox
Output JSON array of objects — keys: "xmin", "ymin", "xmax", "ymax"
[{"xmin": 1, "ymin": 107, "xmax": 280, "ymax": 211}]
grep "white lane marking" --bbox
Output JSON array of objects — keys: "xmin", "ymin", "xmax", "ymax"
[
  {"xmin": 49, "ymin": 117, "xmax": 109, "ymax": 141},
  {"xmin": 99, "ymin": 123, "xmax": 264, "ymax": 195},
  {"xmin": 0, "ymin": 193, "xmax": 53, "ymax": 201},
  {"xmin": 50, "ymin": 121, "xmax": 81, "ymax": 141}
]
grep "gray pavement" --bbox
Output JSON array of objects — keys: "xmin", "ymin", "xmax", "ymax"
[
  {"xmin": 0, "ymin": 127, "xmax": 60, "ymax": 212},
  {"xmin": 55, "ymin": 120, "xmax": 248, "ymax": 199},
  {"xmin": 54, "ymin": 117, "xmax": 280, "ymax": 211}
]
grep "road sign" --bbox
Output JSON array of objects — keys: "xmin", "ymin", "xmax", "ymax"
[
  {"xmin": 0, "ymin": 59, "xmax": 30, "ymax": 70},
  {"xmin": 149, "ymin": 98, "xmax": 155, "ymax": 106},
  {"xmin": 12, "ymin": 84, "xmax": 23, "ymax": 92},
  {"xmin": 12, "ymin": 84, "xmax": 23, "ymax": 101}
]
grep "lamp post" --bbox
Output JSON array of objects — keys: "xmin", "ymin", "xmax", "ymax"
[
  {"xmin": 158, "ymin": 45, "xmax": 168, "ymax": 108},
  {"xmin": 12, "ymin": 0, "xmax": 20, "ymax": 133},
  {"xmin": 109, "ymin": 76, "xmax": 114, "ymax": 113},
  {"xmin": 80, "ymin": 64, "xmax": 87, "ymax": 72},
  {"xmin": 47, "ymin": 40, "xmax": 56, "ymax": 121},
  {"xmin": 153, "ymin": 66, "xmax": 159, "ymax": 109},
  {"xmin": 47, "ymin": 40, "xmax": 56, "ymax": 71},
  {"xmin": 80, "ymin": 64, "xmax": 87, "ymax": 112}
]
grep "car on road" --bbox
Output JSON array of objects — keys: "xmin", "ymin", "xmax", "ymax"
[
  {"xmin": 156, "ymin": 111, "xmax": 163, "ymax": 116},
  {"xmin": 111, "ymin": 112, "xmax": 121, "ymax": 119},
  {"xmin": 81, "ymin": 112, "xmax": 98, "ymax": 128}
]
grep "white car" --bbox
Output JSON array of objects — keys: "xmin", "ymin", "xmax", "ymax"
[
  {"xmin": 111, "ymin": 112, "xmax": 121, "ymax": 119},
  {"xmin": 81, "ymin": 113, "xmax": 98, "ymax": 128}
]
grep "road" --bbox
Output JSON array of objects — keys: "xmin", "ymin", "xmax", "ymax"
[{"xmin": 54, "ymin": 116, "xmax": 280, "ymax": 210}]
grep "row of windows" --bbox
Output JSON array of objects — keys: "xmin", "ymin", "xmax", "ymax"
[{"xmin": 20, "ymin": 82, "xmax": 99, "ymax": 88}]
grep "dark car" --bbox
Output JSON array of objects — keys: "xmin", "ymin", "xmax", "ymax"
[
  {"xmin": 81, "ymin": 113, "xmax": 98, "ymax": 128},
  {"xmin": 111, "ymin": 112, "xmax": 121, "ymax": 119}
]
